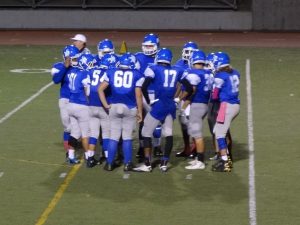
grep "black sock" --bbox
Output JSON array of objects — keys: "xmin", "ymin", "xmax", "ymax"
[{"xmin": 197, "ymin": 153, "xmax": 204, "ymax": 162}]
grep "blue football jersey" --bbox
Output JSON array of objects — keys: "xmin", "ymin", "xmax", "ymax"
[
  {"xmin": 135, "ymin": 52, "xmax": 156, "ymax": 95},
  {"xmin": 214, "ymin": 69, "xmax": 240, "ymax": 104},
  {"xmin": 88, "ymin": 68, "xmax": 107, "ymax": 107},
  {"xmin": 174, "ymin": 59, "xmax": 190, "ymax": 70},
  {"xmin": 144, "ymin": 64, "xmax": 184, "ymax": 121},
  {"xmin": 68, "ymin": 69, "xmax": 91, "ymax": 105},
  {"xmin": 185, "ymin": 68, "xmax": 214, "ymax": 104},
  {"xmin": 51, "ymin": 62, "xmax": 70, "ymax": 99},
  {"xmin": 103, "ymin": 68, "xmax": 144, "ymax": 108},
  {"xmin": 135, "ymin": 52, "xmax": 155, "ymax": 74},
  {"xmin": 145, "ymin": 64, "xmax": 184, "ymax": 101}
]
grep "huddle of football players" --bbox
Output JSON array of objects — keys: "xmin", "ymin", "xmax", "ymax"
[{"xmin": 51, "ymin": 33, "xmax": 240, "ymax": 173}]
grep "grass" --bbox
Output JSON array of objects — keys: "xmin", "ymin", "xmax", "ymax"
[{"xmin": 0, "ymin": 45, "xmax": 299, "ymax": 225}]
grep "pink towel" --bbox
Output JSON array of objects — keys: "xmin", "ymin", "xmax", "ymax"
[
  {"xmin": 211, "ymin": 88, "xmax": 219, "ymax": 100},
  {"xmin": 217, "ymin": 102, "xmax": 227, "ymax": 123}
]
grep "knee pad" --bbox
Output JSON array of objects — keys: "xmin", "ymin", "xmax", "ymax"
[
  {"xmin": 68, "ymin": 136, "xmax": 78, "ymax": 148},
  {"xmin": 217, "ymin": 138, "xmax": 227, "ymax": 150},
  {"xmin": 153, "ymin": 126, "xmax": 162, "ymax": 138}
]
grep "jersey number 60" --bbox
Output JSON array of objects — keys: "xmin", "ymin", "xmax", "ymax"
[{"xmin": 114, "ymin": 71, "xmax": 133, "ymax": 88}]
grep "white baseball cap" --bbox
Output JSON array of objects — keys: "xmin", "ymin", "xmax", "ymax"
[{"xmin": 70, "ymin": 34, "xmax": 87, "ymax": 43}]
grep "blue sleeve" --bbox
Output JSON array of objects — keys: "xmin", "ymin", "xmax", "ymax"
[{"xmin": 51, "ymin": 63, "xmax": 68, "ymax": 84}]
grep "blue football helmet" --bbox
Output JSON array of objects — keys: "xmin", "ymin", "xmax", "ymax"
[
  {"xmin": 97, "ymin": 39, "xmax": 115, "ymax": 58},
  {"xmin": 182, "ymin": 41, "xmax": 199, "ymax": 60},
  {"xmin": 99, "ymin": 54, "xmax": 118, "ymax": 69},
  {"xmin": 118, "ymin": 52, "xmax": 136, "ymax": 69},
  {"xmin": 215, "ymin": 52, "xmax": 230, "ymax": 69},
  {"xmin": 155, "ymin": 48, "xmax": 172, "ymax": 64},
  {"xmin": 205, "ymin": 52, "xmax": 218, "ymax": 72},
  {"xmin": 142, "ymin": 33, "xmax": 160, "ymax": 56},
  {"xmin": 78, "ymin": 53, "xmax": 96, "ymax": 71},
  {"xmin": 62, "ymin": 45, "xmax": 81, "ymax": 67},
  {"xmin": 190, "ymin": 50, "xmax": 206, "ymax": 65}
]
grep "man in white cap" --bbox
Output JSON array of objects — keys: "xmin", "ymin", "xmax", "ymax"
[{"xmin": 71, "ymin": 34, "xmax": 90, "ymax": 54}]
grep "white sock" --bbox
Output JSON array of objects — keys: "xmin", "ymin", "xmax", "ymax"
[
  {"xmin": 221, "ymin": 155, "xmax": 228, "ymax": 161},
  {"xmin": 88, "ymin": 150, "xmax": 94, "ymax": 157},
  {"xmin": 104, "ymin": 150, "xmax": 108, "ymax": 158},
  {"xmin": 84, "ymin": 152, "xmax": 89, "ymax": 160},
  {"xmin": 68, "ymin": 149, "xmax": 75, "ymax": 159}
]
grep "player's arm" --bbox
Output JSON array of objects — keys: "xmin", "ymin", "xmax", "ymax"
[
  {"xmin": 180, "ymin": 73, "xmax": 199, "ymax": 110},
  {"xmin": 51, "ymin": 62, "xmax": 68, "ymax": 84},
  {"xmin": 135, "ymin": 87, "xmax": 143, "ymax": 123},
  {"xmin": 82, "ymin": 73, "xmax": 91, "ymax": 97},
  {"xmin": 142, "ymin": 66, "xmax": 155, "ymax": 104},
  {"xmin": 180, "ymin": 78, "xmax": 194, "ymax": 100},
  {"xmin": 212, "ymin": 76, "xmax": 224, "ymax": 100},
  {"xmin": 135, "ymin": 76, "xmax": 145, "ymax": 123},
  {"xmin": 98, "ymin": 73, "xmax": 110, "ymax": 109}
]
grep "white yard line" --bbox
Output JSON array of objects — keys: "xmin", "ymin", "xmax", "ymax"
[
  {"xmin": 246, "ymin": 59, "xmax": 257, "ymax": 225},
  {"xmin": 0, "ymin": 82, "xmax": 53, "ymax": 124}
]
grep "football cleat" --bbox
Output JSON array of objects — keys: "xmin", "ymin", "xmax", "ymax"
[
  {"xmin": 185, "ymin": 160, "xmax": 205, "ymax": 170},
  {"xmin": 68, "ymin": 157, "xmax": 80, "ymax": 165},
  {"xmin": 176, "ymin": 150, "xmax": 190, "ymax": 157},
  {"xmin": 123, "ymin": 162, "xmax": 135, "ymax": 172},
  {"xmin": 86, "ymin": 156, "xmax": 100, "ymax": 168},
  {"xmin": 187, "ymin": 159, "xmax": 197, "ymax": 165},
  {"xmin": 159, "ymin": 160, "xmax": 168, "ymax": 172},
  {"xmin": 104, "ymin": 163, "xmax": 115, "ymax": 171},
  {"xmin": 212, "ymin": 159, "xmax": 231, "ymax": 172},
  {"xmin": 133, "ymin": 161, "xmax": 152, "ymax": 172},
  {"xmin": 209, "ymin": 153, "xmax": 220, "ymax": 161},
  {"xmin": 188, "ymin": 151, "xmax": 197, "ymax": 159},
  {"xmin": 227, "ymin": 156, "xmax": 233, "ymax": 168}
]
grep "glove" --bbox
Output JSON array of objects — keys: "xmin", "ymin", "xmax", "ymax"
[{"xmin": 174, "ymin": 97, "xmax": 180, "ymax": 108}]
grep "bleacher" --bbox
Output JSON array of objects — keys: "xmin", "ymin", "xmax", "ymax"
[{"xmin": 0, "ymin": 0, "xmax": 239, "ymax": 10}]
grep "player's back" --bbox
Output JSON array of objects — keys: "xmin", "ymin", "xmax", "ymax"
[
  {"xmin": 88, "ymin": 67, "xmax": 106, "ymax": 107},
  {"xmin": 215, "ymin": 68, "xmax": 240, "ymax": 104},
  {"xmin": 106, "ymin": 67, "xmax": 143, "ymax": 108},
  {"xmin": 186, "ymin": 68, "xmax": 214, "ymax": 104},
  {"xmin": 148, "ymin": 64, "xmax": 184, "ymax": 102},
  {"xmin": 68, "ymin": 68, "xmax": 89, "ymax": 105},
  {"xmin": 135, "ymin": 52, "xmax": 155, "ymax": 74},
  {"xmin": 174, "ymin": 59, "xmax": 189, "ymax": 70}
]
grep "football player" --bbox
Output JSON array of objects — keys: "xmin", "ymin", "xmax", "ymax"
[
  {"xmin": 134, "ymin": 48, "xmax": 193, "ymax": 172},
  {"xmin": 211, "ymin": 52, "xmax": 240, "ymax": 172},
  {"xmin": 95, "ymin": 39, "xmax": 119, "ymax": 66},
  {"xmin": 174, "ymin": 41, "xmax": 199, "ymax": 158},
  {"xmin": 98, "ymin": 52, "xmax": 144, "ymax": 171},
  {"xmin": 135, "ymin": 33, "xmax": 162, "ymax": 159},
  {"xmin": 86, "ymin": 54, "xmax": 118, "ymax": 167},
  {"xmin": 65, "ymin": 53, "xmax": 91, "ymax": 164},
  {"xmin": 51, "ymin": 45, "xmax": 80, "ymax": 154},
  {"xmin": 206, "ymin": 52, "xmax": 233, "ymax": 161},
  {"xmin": 180, "ymin": 50, "xmax": 214, "ymax": 170}
]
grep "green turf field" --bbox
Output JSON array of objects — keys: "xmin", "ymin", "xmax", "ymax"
[{"xmin": 0, "ymin": 45, "xmax": 299, "ymax": 225}]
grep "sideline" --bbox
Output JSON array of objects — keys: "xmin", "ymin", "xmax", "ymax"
[
  {"xmin": 35, "ymin": 161, "xmax": 83, "ymax": 225},
  {"xmin": 246, "ymin": 59, "xmax": 257, "ymax": 225},
  {"xmin": 0, "ymin": 82, "xmax": 53, "ymax": 124}
]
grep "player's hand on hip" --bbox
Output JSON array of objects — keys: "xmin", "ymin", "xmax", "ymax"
[{"xmin": 136, "ymin": 112, "xmax": 143, "ymax": 123}]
